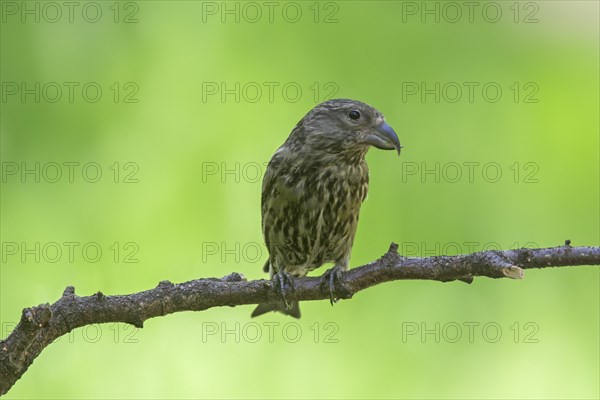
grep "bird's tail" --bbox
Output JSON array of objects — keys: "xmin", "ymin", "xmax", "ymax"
[{"xmin": 251, "ymin": 301, "xmax": 301, "ymax": 318}]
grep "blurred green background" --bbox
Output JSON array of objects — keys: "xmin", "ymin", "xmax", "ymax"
[{"xmin": 1, "ymin": 1, "xmax": 598, "ymax": 398}]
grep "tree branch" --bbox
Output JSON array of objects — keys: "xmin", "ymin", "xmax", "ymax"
[{"xmin": 1, "ymin": 243, "xmax": 599, "ymax": 394}]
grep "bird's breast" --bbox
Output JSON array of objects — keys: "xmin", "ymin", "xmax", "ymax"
[{"xmin": 262, "ymin": 159, "xmax": 369, "ymax": 274}]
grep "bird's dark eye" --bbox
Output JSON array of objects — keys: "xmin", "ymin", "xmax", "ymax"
[{"xmin": 349, "ymin": 110, "xmax": 361, "ymax": 120}]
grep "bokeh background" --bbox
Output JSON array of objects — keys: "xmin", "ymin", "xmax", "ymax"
[{"xmin": 1, "ymin": 1, "xmax": 598, "ymax": 398}]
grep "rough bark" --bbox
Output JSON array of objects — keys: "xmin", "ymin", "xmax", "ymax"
[{"xmin": 1, "ymin": 243, "xmax": 599, "ymax": 395}]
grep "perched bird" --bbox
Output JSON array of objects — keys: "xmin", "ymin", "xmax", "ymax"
[{"xmin": 251, "ymin": 99, "xmax": 401, "ymax": 318}]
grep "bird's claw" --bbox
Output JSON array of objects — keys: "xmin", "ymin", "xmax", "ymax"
[
  {"xmin": 273, "ymin": 271, "xmax": 294, "ymax": 309},
  {"xmin": 320, "ymin": 265, "xmax": 348, "ymax": 306}
]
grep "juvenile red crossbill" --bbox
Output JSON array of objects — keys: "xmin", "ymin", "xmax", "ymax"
[{"xmin": 252, "ymin": 99, "xmax": 401, "ymax": 318}]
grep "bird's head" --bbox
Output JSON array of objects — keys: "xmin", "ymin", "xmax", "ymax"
[{"xmin": 286, "ymin": 98, "xmax": 401, "ymax": 160}]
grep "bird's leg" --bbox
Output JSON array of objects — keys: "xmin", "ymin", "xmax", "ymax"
[
  {"xmin": 320, "ymin": 265, "xmax": 350, "ymax": 306},
  {"xmin": 272, "ymin": 270, "xmax": 294, "ymax": 309}
]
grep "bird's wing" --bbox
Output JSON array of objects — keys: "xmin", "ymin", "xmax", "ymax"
[
  {"xmin": 261, "ymin": 149, "xmax": 283, "ymax": 214},
  {"xmin": 261, "ymin": 148, "xmax": 289, "ymax": 241},
  {"xmin": 261, "ymin": 146, "xmax": 306, "ymax": 269},
  {"xmin": 260, "ymin": 155, "xmax": 281, "ymax": 274}
]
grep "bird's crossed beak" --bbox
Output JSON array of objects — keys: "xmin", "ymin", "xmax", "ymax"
[{"xmin": 365, "ymin": 122, "xmax": 402, "ymax": 155}]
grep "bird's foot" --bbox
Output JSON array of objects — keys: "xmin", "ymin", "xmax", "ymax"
[
  {"xmin": 320, "ymin": 265, "xmax": 350, "ymax": 306},
  {"xmin": 272, "ymin": 270, "xmax": 295, "ymax": 309}
]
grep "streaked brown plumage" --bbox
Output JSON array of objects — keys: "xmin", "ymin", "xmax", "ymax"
[{"xmin": 252, "ymin": 99, "xmax": 400, "ymax": 318}]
